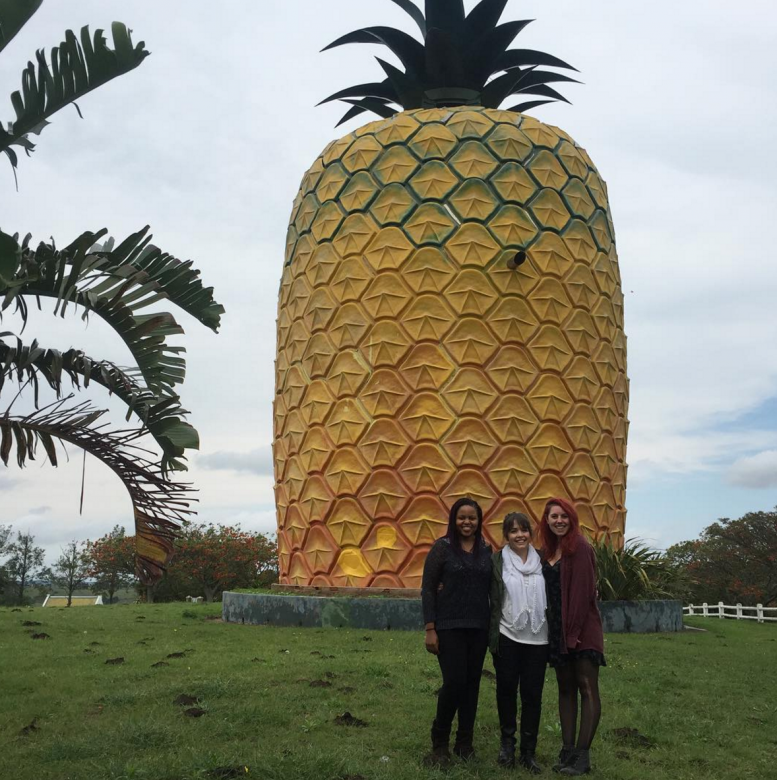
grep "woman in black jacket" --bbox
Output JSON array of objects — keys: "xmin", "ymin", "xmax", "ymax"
[{"xmin": 421, "ymin": 497, "xmax": 492, "ymax": 765}]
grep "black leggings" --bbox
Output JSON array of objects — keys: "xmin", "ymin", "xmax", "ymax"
[
  {"xmin": 554, "ymin": 657, "xmax": 602, "ymax": 749},
  {"xmin": 435, "ymin": 628, "xmax": 489, "ymax": 735},
  {"xmin": 492, "ymin": 634, "xmax": 548, "ymax": 752}
]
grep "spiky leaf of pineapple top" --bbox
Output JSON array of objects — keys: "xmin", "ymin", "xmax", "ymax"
[{"xmin": 321, "ymin": 0, "xmax": 579, "ymax": 126}]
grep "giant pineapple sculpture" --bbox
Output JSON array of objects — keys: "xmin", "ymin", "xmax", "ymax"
[{"xmin": 275, "ymin": 0, "xmax": 628, "ymax": 588}]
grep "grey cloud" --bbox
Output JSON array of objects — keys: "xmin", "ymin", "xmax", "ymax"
[
  {"xmin": 0, "ymin": 473, "xmax": 18, "ymax": 491},
  {"xmin": 28, "ymin": 506, "xmax": 52, "ymax": 515},
  {"xmin": 727, "ymin": 451, "xmax": 777, "ymax": 489},
  {"xmin": 197, "ymin": 447, "xmax": 273, "ymax": 476}
]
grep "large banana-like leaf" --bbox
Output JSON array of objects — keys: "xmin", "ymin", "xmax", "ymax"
[
  {"xmin": 0, "ymin": 0, "xmax": 43, "ymax": 55},
  {"xmin": 0, "ymin": 227, "xmax": 223, "ymax": 397},
  {"xmin": 93, "ymin": 227, "xmax": 223, "ymax": 333},
  {"xmin": 0, "ymin": 398, "xmax": 193, "ymax": 583},
  {"xmin": 0, "ymin": 23, "xmax": 149, "ymax": 170},
  {"xmin": 1, "ymin": 229, "xmax": 185, "ymax": 397},
  {"xmin": 0, "ymin": 334, "xmax": 198, "ymax": 471}
]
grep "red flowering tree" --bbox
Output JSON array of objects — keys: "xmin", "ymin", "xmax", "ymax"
[
  {"xmin": 85, "ymin": 526, "xmax": 137, "ymax": 604},
  {"xmin": 666, "ymin": 508, "xmax": 777, "ymax": 606},
  {"xmin": 161, "ymin": 524, "xmax": 277, "ymax": 602}
]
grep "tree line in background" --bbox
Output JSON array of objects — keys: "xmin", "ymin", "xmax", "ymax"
[
  {"xmin": 1, "ymin": 508, "xmax": 774, "ymax": 606},
  {"xmin": 0, "ymin": 523, "xmax": 278, "ymax": 606}
]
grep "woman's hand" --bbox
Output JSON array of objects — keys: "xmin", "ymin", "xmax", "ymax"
[{"xmin": 425, "ymin": 628, "xmax": 439, "ymax": 655}]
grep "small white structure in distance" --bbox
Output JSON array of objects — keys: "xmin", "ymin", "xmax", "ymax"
[{"xmin": 42, "ymin": 595, "xmax": 104, "ymax": 607}]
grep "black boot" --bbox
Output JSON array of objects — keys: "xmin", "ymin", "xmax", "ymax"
[
  {"xmin": 559, "ymin": 749, "xmax": 591, "ymax": 776},
  {"xmin": 552, "ymin": 745, "xmax": 575, "ymax": 773},
  {"xmin": 497, "ymin": 730, "xmax": 516, "ymax": 768},
  {"xmin": 423, "ymin": 720, "xmax": 451, "ymax": 768},
  {"xmin": 519, "ymin": 729, "xmax": 542, "ymax": 773},
  {"xmin": 518, "ymin": 751, "xmax": 543, "ymax": 774},
  {"xmin": 453, "ymin": 729, "xmax": 476, "ymax": 761}
]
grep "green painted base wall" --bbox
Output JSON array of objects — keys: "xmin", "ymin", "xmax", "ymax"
[{"xmin": 222, "ymin": 592, "xmax": 683, "ymax": 633}]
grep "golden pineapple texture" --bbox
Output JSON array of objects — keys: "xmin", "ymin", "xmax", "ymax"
[{"xmin": 275, "ymin": 106, "xmax": 628, "ymax": 588}]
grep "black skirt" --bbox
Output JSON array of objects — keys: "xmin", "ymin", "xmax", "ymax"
[{"xmin": 542, "ymin": 559, "xmax": 606, "ymax": 669}]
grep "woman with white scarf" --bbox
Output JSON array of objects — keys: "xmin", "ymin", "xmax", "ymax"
[{"xmin": 489, "ymin": 512, "xmax": 548, "ymax": 773}]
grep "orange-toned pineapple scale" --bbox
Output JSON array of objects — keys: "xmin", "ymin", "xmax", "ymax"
[{"xmin": 275, "ymin": 106, "xmax": 628, "ymax": 588}]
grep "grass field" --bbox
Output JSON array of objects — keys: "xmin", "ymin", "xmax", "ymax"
[{"xmin": 1, "ymin": 604, "xmax": 775, "ymax": 780}]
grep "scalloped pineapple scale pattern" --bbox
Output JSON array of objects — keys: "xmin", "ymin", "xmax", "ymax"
[{"xmin": 276, "ymin": 107, "xmax": 628, "ymax": 588}]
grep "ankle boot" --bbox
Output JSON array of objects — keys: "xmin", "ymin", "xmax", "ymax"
[
  {"xmin": 453, "ymin": 729, "xmax": 476, "ymax": 761},
  {"xmin": 423, "ymin": 720, "xmax": 451, "ymax": 768},
  {"xmin": 519, "ymin": 729, "xmax": 541, "ymax": 773},
  {"xmin": 559, "ymin": 749, "xmax": 591, "ymax": 776},
  {"xmin": 497, "ymin": 731, "xmax": 516, "ymax": 768},
  {"xmin": 518, "ymin": 751, "xmax": 543, "ymax": 774},
  {"xmin": 552, "ymin": 745, "xmax": 575, "ymax": 773}
]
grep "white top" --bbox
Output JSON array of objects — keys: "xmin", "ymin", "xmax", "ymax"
[
  {"xmin": 500, "ymin": 614, "xmax": 548, "ymax": 645},
  {"xmin": 499, "ymin": 545, "xmax": 548, "ymax": 645}
]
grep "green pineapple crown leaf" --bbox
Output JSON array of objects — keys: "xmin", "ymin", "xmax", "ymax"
[{"xmin": 320, "ymin": 0, "xmax": 579, "ymax": 126}]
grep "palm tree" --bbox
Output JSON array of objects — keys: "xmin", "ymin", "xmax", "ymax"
[{"xmin": 0, "ymin": 0, "xmax": 224, "ymax": 585}]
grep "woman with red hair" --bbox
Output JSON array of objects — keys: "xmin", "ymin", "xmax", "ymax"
[{"xmin": 539, "ymin": 498, "xmax": 605, "ymax": 776}]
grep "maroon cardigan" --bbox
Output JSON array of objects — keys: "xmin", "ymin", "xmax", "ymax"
[{"xmin": 559, "ymin": 538, "xmax": 604, "ymax": 655}]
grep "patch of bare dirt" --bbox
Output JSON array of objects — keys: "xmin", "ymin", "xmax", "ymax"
[
  {"xmin": 167, "ymin": 651, "xmax": 187, "ymax": 659},
  {"xmin": 105, "ymin": 657, "xmax": 125, "ymax": 665},
  {"xmin": 481, "ymin": 669, "xmax": 495, "ymax": 680},
  {"xmin": 151, "ymin": 661, "xmax": 169, "ymax": 668},
  {"xmin": 334, "ymin": 712, "xmax": 368, "ymax": 727},
  {"xmin": 31, "ymin": 633, "xmax": 50, "ymax": 640},
  {"xmin": 183, "ymin": 707, "xmax": 207, "ymax": 718},
  {"xmin": 19, "ymin": 719, "xmax": 39, "ymax": 736},
  {"xmin": 22, "ymin": 620, "xmax": 42, "ymax": 627},
  {"xmin": 310, "ymin": 680, "xmax": 332, "ymax": 688},
  {"xmin": 250, "ymin": 657, "xmax": 266, "ymax": 663},
  {"xmin": 610, "ymin": 727, "xmax": 655, "ymax": 748},
  {"xmin": 204, "ymin": 615, "xmax": 222, "ymax": 622}
]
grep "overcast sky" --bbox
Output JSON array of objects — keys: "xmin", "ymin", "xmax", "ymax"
[{"xmin": 1, "ymin": 0, "xmax": 776, "ymax": 563}]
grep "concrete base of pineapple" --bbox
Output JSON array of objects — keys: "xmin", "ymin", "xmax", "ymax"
[{"xmin": 222, "ymin": 592, "xmax": 683, "ymax": 633}]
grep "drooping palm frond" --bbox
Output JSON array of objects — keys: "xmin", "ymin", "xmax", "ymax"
[
  {"xmin": 0, "ymin": 335, "xmax": 197, "ymax": 471},
  {"xmin": 0, "ymin": 398, "xmax": 193, "ymax": 582},
  {"xmin": 0, "ymin": 22, "xmax": 149, "ymax": 171},
  {"xmin": 0, "ymin": 0, "xmax": 43, "ymax": 55},
  {"xmin": 321, "ymin": 0, "xmax": 579, "ymax": 123},
  {"xmin": 0, "ymin": 226, "xmax": 223, "ymax": 471},
  {"xmin": 0, "ymin": 227, "xmax": 223, "ymax": 398}
]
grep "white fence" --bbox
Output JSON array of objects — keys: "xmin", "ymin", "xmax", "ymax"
[{"xmin": 684, "ymin": 602, "xmax": 777, "ymax": 623}]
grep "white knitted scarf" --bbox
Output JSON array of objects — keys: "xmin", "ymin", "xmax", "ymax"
[{"xmin": 502, "ymin": 544, "xmax": 547, "ymax": 635}]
